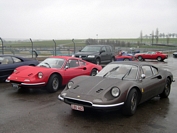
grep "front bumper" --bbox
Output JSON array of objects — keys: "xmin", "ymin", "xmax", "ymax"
[
  {"xmin": 6, "ymin": 79, "xmax": 46, "ymax": 88},
  {"xmin": 58, "ymin": 95, "xmax": 124, "ymax": 109}
]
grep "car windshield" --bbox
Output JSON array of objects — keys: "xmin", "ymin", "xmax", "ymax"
[
  {"xmin": 81, "ymin": 46, "xmax": 101, "ymax": 52},
  {"xmin": 38, "ymin": 58, "xmax": 65, "ymax": 68},
  {"xmin": 96, "ymin": 64, "xmax": 138, "ymax": 80}
]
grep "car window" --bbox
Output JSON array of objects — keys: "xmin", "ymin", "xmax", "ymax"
[
  {"xmin": 142, "ymin": 66, "xmax": 153, "ymax": 77},
  {"xmin": 79, "ymin": 60, "xmax": 86, "ymax": 66},
  {"xmin": 68, "ymin": 59, "xmax": 79, "ymax": 68},
  {"xmin": 0, "ymin": 57, "xmax": 13, "ymax": 64},
  {"xmin": 81, "ymin": 46, "xmax": 101, "ymax": 52},
  {"xmin": 152, "ymin": 66, "xmax": 158, "ymax": 75},
  {"xmin": 38, "ymin": 58, "xmax": 65, "ymax": 68},
  {"xmin": 12, "ymin": 57, "xmax": 22, "ymax": 63},
  {"xmin": 97, "ymin": 64, "xmax": 138, "ymax": 80},
  {"xmin": 106, "ymin": 46, "xmax": 111, "ymax": 52},
  {"xmin": 101, "ymin": 46, "xmax": 106, "ymax": 52}
]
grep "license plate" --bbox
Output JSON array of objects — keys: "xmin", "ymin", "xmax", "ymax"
[
  {"xmin": 71, "ymin": 104, "xmax": 84, "ymax": 111},
  {"xmin": 12, "ymin": 83, "xmax": 19, "ymax": 88}
]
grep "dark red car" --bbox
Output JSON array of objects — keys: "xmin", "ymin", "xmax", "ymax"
[
  {"xmin": 6, "ymin": 56, "xmax": 102, "ymax": 93},
  {"xmin": 135, "ymin": 51, "xmax": 168, "ymax": 61}
]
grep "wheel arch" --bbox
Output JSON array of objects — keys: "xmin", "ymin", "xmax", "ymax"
[
  {"xmin": 48, "ymin": 72, "xmax": 63, "ymax": 87},
  {"xmin": 125, "ymin": 86, "xmax": 142, "ymax": 104}
]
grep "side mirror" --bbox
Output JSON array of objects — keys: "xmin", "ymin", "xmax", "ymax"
[
  {"xmin": 65, "ymin": 65, "xmax": 69, "ymax": 69},
  {"xmin": 141, "ymin": 74, "xmax": 146, "ymax": 79}
]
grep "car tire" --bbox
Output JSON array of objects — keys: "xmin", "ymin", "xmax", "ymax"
[
  {"xmin": 121, "ymin": 88, "xmax": 138, "ymax": 116},
  {"xmin": 96, "ymin": 58, "xmax": 101, "ymax": 65},
  {"xmin": 111, "ymin": 57, "xmax": 115, "ymax": 62},
  {"xmin": 160, "ymin": 78, "xmax": 171, "ymax": 98},
  {"xmin": 157, "ymin": 56, "xmax": 162, "ymax": 61},
  {"xmin": 123, "ymin": 58, "xmax": 130, "ymax": 61},
  {"xmin": 138, "ymin": 56, "xmax": 143, "ymax": 61},
  {"xmin": 46, "ymin": 74, "xmax": 60, "ymax": 93},
  {"xmin": 90, "ymin": 69, "xmax": 98, "ymax": 76}
]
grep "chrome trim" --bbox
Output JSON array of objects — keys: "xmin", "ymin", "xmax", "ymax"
[
  {"xmin": 58, "ymin": 95, "xmax": 64, "ymax": 101},
  {"xmin": 62, "ymin": 96, "xmax": 124, "ymax": 108},
  {"xmin": 92, "ymin": 102, "xmax": 124, "ymax": 107},
  {"xmin": 21, "ymin": 82, "xmax": 46, "ymax": 85}
]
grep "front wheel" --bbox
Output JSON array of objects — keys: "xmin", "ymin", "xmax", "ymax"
[
  {"xmin": 138, "ymin": 56, "xmax": 143, "ymax": 61},
  {"xmin": 46, "ymin": 74, "xmax": 60, "ymax": 93},
  {"xmin": 121, "ymin": 88, "xmax": 138, "ymax": 116},
  {"xmin": 96, "ymin": 58, "xmax": 101, "ymax": 65},
  {"xmin": 157, "ymin": 56, "xmax": 162, "ymax": 61},
  {"xmin": 160, "ymin": 78, "xmax": 171, "ymax": 98}
]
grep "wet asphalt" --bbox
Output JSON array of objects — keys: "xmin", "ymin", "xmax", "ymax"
[{"xmin": 0, "ymin": 56, "xmax": 177, "ymax": 133}]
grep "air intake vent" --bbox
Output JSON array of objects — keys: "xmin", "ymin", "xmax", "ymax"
[{"xmin": 96, "ymin": 88, "xmax": 103, "ymax": 93}]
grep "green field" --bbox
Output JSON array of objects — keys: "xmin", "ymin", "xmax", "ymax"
[{"xmin": 2, "ymin": 38, "xmax": 177, "ymax": 48}]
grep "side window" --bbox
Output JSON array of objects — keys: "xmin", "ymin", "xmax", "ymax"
[
  {"xmin": 1, "ymin": 57, "xmax": 13, "ymax": 64},
  {"xmin": 101, "ymin": 46, "xmax": 106, "ymax": 52},
  {"xmin": 152, "ymin": 66, "xmax": 158, "ymax": 75},
  {"xmin": 12, "ymin": 57, "xmax": 22, "ymax": 63},
  {"xmin": 142, "ymin": 66, "xmax": 153, "ymax": 77},
  {"xmin": 79, "ymin": 60, "xmax": 86, "ymax": 66},
  {"xmin": 68, "ymin": 59, "xmax": 79, "ymax": 68},
  {"xmin": 106, "ymin": 46, "xmax": 111, "ymax": 52}
]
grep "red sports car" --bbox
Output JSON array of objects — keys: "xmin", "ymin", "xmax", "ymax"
[
  {"xmin": 134, "ymin": 51, "xmax": 168, "ymax": 61},
  {"xmin": 6, "ymin": 56, "xmax": 102, "ymax": 93},
  {"xmin": 115, "ymin": 51, "xmax": 136, "ymax": 61}
]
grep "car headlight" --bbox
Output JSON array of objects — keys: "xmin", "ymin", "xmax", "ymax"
[
  {"xmin": 88, "ymin": 55, "xmax": 95, "ymax": 58},
  {"xmin": 111, "ymin": 87, "xmax": 120, "ymax": 97},
  {"xmin": 67, "ymin": 81, "xmax": 74, "ymax": 89},
  {"xmin": 38, "ymin": 72, "xmax": 43, "ymax": 79}
]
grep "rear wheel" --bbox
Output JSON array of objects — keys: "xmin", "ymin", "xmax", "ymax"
[
  {"xmin": 160, "ymin": 78, "xmax": 171, "ymax": 98},
  {"xmin": 90, "ymin": 69, "xmax": 98, "ymax": 76},
  {"xmin": 121, "ymin": 88, "xmax": 138, "ymax": 116},
  {"xmin": 123, "ymin": 58, "xmax": 130, "ymax": 61},
  {"xmin": 46, "ymin": 74, "xmax": 60, "ymax": 93}
]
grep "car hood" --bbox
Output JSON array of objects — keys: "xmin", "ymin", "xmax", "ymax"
[
  {"xmin": 67, "ymin": 76, "xmax": 127, "ymax": 97},
  {"xmin": 75, "ymin": 51, "xmax": 99, "ymax": 55},
  {"xmin": 10, "ymin": 66, "xmax": 56, "ymax": 78}
]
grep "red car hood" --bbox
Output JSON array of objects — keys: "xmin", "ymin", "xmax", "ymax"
[{"xmin": 9, "ymin": 66, "xmax": 59, "ymax": 79}]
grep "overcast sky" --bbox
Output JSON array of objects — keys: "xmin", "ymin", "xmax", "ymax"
[{"xmin": 0, "ymin": 0, "xmax": 177, "ymax": 40}]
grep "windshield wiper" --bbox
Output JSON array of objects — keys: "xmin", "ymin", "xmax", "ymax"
[
  {"xmin": 103, "ymin": 66, "xmax": 119, "ymax": 77},
  {"xmin": 122, "ymin": 67, "xmax": 132, "ymax": 80}
]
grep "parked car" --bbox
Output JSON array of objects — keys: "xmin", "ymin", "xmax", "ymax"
[
  {"xmin": 58, "ymin": 61, "xmax": 174, "ymax": 116},
  {"xmin": 72, "ymin": 45, "xmax": 115, "ymax": 65},
  {"xmin": 6, "ymin": 56, "xmax": 102, "ymax": 93},
  {"xmin": 115, "ymin": 51, "xmax": 136, "ymax": 61},
  {"xmin": 173, "ymin": 52, "xmax": 177, "ymax": 58},
  {"xmin": 134, "ymin": 51, "xmax": 168, "ymax": 61},
  {"xmin": 0, "ymin": 55, "xmax": 39, "ymax": 81}
]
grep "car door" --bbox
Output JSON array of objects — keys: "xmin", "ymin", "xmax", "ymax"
[
  {"xmin": 140, "ymin": 65, "xmax": 164, "ymax": 102},
  {"xmin": 100, "ymin": 46, "xmax": 108, "ymax": 62},
  {"xmin": 62, "ymin": 59, "xmax": 87, "ymax": 85},
  {"xmin": 0, "ymin": 56, "xmax": 15, "ymax": 79}
]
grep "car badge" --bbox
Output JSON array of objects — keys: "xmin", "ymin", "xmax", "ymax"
[
  {"xmin": 77, "ymin": 95, "xmax": 80, "ymax": 98},
  {"xmin": 79, "ymin": 55, "xmax": 82, "ymax": 58}
]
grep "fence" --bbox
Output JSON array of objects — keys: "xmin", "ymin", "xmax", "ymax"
[{"xmin": 1, "ymin": 38, "xmax": 177, "ymax": 58}]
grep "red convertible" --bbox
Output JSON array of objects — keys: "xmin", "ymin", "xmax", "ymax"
[
  {"xmin": 6, "ymin": 56, "xmax": 102, "ymax": 93},
  {"xmin": 135, "ymin": 51, "xmax": 168, "ymax": 61}
]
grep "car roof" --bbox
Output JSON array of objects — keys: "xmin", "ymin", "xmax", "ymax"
[
  {"xmin": 49, "ymin": 56, "xmax": 80, "ymax": 60},
  {"xmin": 110, "ymin": 61, "xmax": 154, "ymax": 66}
]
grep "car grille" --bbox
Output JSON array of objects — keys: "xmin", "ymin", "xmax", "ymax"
[
  {"xmin": 75, "ymin": 55, "xmax": 87, "ymax": 58},
  {"xmin": 64, "ymin": 98, "xmax": 92, "ymax": 107}
]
